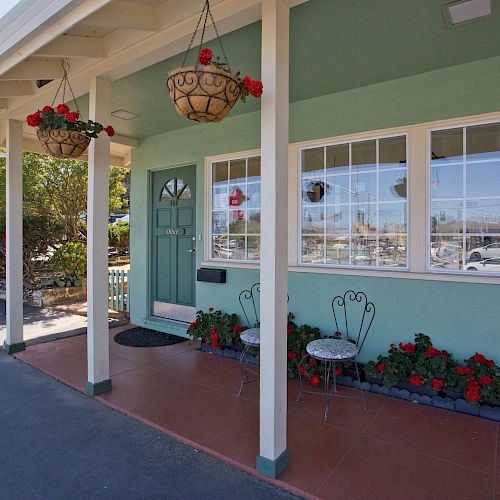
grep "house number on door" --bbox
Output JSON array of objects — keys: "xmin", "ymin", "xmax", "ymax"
[{"xmin": 165, "ymin": 227, "xmax": 185, "ymax": 235}]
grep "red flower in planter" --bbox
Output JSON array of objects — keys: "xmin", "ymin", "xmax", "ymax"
[
  {"xmin": 465, "ymin": 388, "xmax": 480, "ymax": 403},
  {"xmin": 335, "ymin": 367, "xmax": 343, "ymax": 376},
  {"xmin": 409, "ymin": 374, "xmax": 423, "ymax": 386},
  {"xmin": 248, "ymin": 79, "xmax": 263, "ymax": 98},
  {"xmin": 375, "ymin": 363, "xmax": 385, "ymax": 373},
  {"xmin": 26, "ymin": 112, "xmax": 42, "ymax": 127},
  {"xmin": 424, "ymin": 347, "xmax": 441, "ymax": 357},
  {"xmin": 232, "ymin": 325, "xmax": 243, "ymax": 333},
  {"xmin": 299, "ymin": 365, "xmax": 306, "ymax": 375},
  {"xmin": 432, "ymin": 378, "xmax": 444, "ymax": 390},
  {"xmin": 485, "ymin": 359, "xmax": 495, "ymax": 369},
  {"xmin": 287, "ymin": 324, "xmax": 294, "ymax": 335},
  {"xmin": 399, "ymin": 342, "xmax": 415, "ymax": 354},
  {"xmin": 189, "ymin": 321, "xmax": 197, "ymax": 329},
  {"xmin": 198, "ymin": 48, "xmax": 213, "ymax": 66},
  {"xmin": 309, "ymin": 358, "xmax": 317, "ymax": 366},
  {"xmin": 456, "ymin": 366, "xmax": 474, "ymax": 376},
  {"xmin": 65, "ymin": 111, "xmax": 79, "ymax": 123},
  {"xmin": 211, "ymin": 332, "xmax": 219, "ymax": 350},
  {"xmin": 209, "ymin": 327, "xmax": 218, "ymax": 334},
  {"xmin": 42, "ymin": 105, "xmax": 54, "ymax": 113},
  {"xmin": 287, "ymin": 351, "xmax": 297, "ymax": 360},
  {"xmin": 242, "ymin": 76, "xmax": 251, "ymax": 87},
  {"xmin": 56, "ymin": 103, "xmax": 69, "ymax": 116},
  {"xmin": 473, "ymin": 353, "xmax": 487, "ymax": 364},
  {"xmin": 105, "ymin": 125, "xmax": 115, "ymax": 137},
  {"xmin": 310, "ymin": 374, "xmax": 321, "ymax": 386},
  {"xmin": 479, "ymin": 375, "xmax": 493, "ymax": 385}
]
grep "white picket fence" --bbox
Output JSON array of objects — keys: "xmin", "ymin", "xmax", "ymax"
[{"xmin": 108, "ymin": 269, "xmax": 128, "ymax": 312}]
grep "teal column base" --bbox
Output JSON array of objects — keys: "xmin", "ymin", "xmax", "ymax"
[
  {"xmin": 256, "ymin": 449, "xmax": 289, "ymax": 478},
  {"xmin": 86, "ymin": 379, "xmax": 112, "ymax": 396},
  {"xmin": 3, "ymin": 341, "xmax": 26, "ymax": 354}
]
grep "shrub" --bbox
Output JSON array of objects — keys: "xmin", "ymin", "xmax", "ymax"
[
  {"xmin": 108, "ymin": 221, "xmax": 129, "ymax": 255},
  {"xmin": 50, "ymin": 242, "xmax": 86, "ymax": 279},
  {"xmin": 188, "ymin": 307, "xmax": 240, "ymax": 350}
]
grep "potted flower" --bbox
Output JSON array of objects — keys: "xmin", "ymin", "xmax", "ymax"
[
  {"xmin": 167, "ymin": 47, "xmax": 263, "ymax": 123},
  {"xmin": 26, "ymin": 103, "xmax": 115, "ymax": 159}
]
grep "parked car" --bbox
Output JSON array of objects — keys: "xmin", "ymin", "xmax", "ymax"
[
  {"xmin": 467, "ymin": 243, "xmax": 500, "ymax": 261},
  {"xmin": 464, "ymin": 258, "xmax": 500, "ymax": 273}
]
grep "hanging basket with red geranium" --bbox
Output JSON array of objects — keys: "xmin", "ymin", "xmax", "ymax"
[
  {"xmin": 26, "ymin": 61, "xmax": 115, "ymax": 159},
  {"xmin": 166, "ymin": 0, "xmax": 263, "ymax": 123}
]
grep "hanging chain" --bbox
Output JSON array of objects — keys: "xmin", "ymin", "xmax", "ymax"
[
  {"xmin": 49, "ymin": 60, "xmax": 82, "ymax": 117},
  {"xmin": 180, "ymin": 0, "xmax": 231, "ymax": 72}
]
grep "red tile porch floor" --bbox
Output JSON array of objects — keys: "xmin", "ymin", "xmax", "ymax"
[{"xmin": 15, "ymin": 325, "xmax": 499, "ymax": 499}]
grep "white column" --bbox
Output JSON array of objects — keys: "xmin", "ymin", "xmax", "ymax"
[
  {"xmin": 257, "ymin": 0, "xmax": 289, "ymax": 478},
  {"xmin": 4, "ymin": 119, "xmax": 24, "ymax": 354},
  {"xmin": 86, "ymin": 77, "xmax": 111, "ymax": 395}
]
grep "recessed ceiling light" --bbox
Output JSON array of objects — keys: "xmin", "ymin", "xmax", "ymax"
[
  {"xmin": 443, "ymin": 0, "xmax": 492, "ymax": 26},
  {"xmin": 111, "ymin": 109, "xmax": 140, "ymax": 120}
]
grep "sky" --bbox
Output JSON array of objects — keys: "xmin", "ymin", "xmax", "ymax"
[{"xmin": 0, "ymin": 0, "xmax": 22, "ymax": 19}]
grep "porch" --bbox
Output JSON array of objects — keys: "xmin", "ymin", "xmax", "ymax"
[{"xmin": 14, "ymin": 325, "xmax": 500, "ymax": 499}]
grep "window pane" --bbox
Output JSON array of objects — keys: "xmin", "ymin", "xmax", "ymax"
[
  {"xmin": 302, "ymin": 148, "xmax": 324, "ymax": 176},
  {"xmin": 431, "ymin": 129, "xmax": 463, "ymax": 164},
  {"xmin": 326, "ymin": 236, "xmax": 350, "ymax": 265},
  {"xmin": 326, "ymin": 144, "xmax": 349, "ymax": 175},
  {"xmin": 351, "ymin": 236, "xmax": 377, "ymax": 266},
  {"xmin": 212, "ymin": 235, "xmax": 229, "ymax": 259},
  {"xmin": 379, "ymin": 203, "xmax": 407, "ymax": 234},
  {"xmin": 247, "ymin": 210, "xmax": 261, "ymax": 234},
  {"xmin": 430, "ymin": 164, "xmax": 462, "ymax": 199},
  {"xmin": 467, "ymin": 236, "xmax": 500, "ymax": 261},
  {"xmin": 302, "ymin": 207, "xmax": 324, "ymax": 234},
  {"xmin": 466, "ymin": 199, "xmax": 500, "ymax": 234},
  {"xmin": 325, "ymin": 205, "xmax": 349, "ymax": 233},
  {"xmin": 352, "ymin": 172, "xmax": 376, "ymax": 203},
  {"xmin": 229, "ymin": 210, "xmax": 246, "ymax": 233},
  {"xmin": 466, "ymin": 161, "xmax": 500, "ymax": 198},
  {"xmin": 248, "ymin": 157, "xmax": 261, "ymax": 182},
  {"xmin": 247, "ymin": 236, "xmax": 261, "ymax": 260},
  {"xmin": 326, "ymin": 175, "xmax": 350, "ymax": 204},
  {"xmin": 379, "ymin": 136, "xmax": 406, "ymax": 170},
  {"xmin": 212, "ymin": 186, "xmax": 228, "ymax": 208},
  {"xmin": 379, "ymin": 236, "xmax": 406, "ymax": 267},
  {"xmin": 302, "ymin": 236, "xmax": 325, "ymax": 263},
  {"xmin": 466, "ymin": 123, "xmax": 500, "ymax": 162},
  {"xmin": 302, "ymin": 179, "xmax": 325, "ymax": 205},
  {"xmin": 229, "ymin": 159, "xmax": 246, "ymax": 184},
  {"xmin": 430, "ymin": 200, "xmax": 463, "ymax": 233},
  {"xmin": 351, "ymin": 204, "xmax": 376, "ymax": 234},
  {"xmin": 379, "ymin": 170, "xmax": 407, "ymax": 201},
  {"xmin": 430, "ymin": 235, "xmax": 463, "ymax": 270},
  {"xmin": 212, "ymin": 212, "xmax": 227, "ymax": 233},
  {"xmin": 228, "ymin": 236, "xmax": 245, "ymax": 260},
  {"xmin": 245, "ymin": 183, "xmax": 261, "ymax": 208},
  {"xmin": 213, "ymin": 161, "xmax": 228, "ymax": 185},
  {"xmin": 352, "ymin": 140, "xmax": 376, "ymax": 170}
]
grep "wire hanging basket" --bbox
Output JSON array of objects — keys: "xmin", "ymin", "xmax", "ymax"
[{"xmin": 166, "ymin": 0, "xmax": 242, "ymax": 123}]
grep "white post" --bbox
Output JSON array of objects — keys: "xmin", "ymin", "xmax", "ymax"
[
  {"xmin": 86, "ymin": 77, "xmax": 112, "ymax": 395},
  {"xmin": 257, "ymin": 0, "xmax": 289, "ymax": 478},
  {"xmin": 4, "ymin": 119, "xmax": 24, "ymax": 354}
]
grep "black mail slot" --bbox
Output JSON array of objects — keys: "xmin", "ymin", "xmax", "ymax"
[{"xmin": 197, "ymin": 268, "xmax": 226, "ymax": 283}]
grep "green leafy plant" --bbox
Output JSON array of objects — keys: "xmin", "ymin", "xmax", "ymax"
[
  {"xmin": 50, "ymin": 242, "xmax": 86, "ymax": 280},
  {"xmin": 187, "ymin": 307, "xmax": 241, "ymax": 350},
  {"xmin": 108, "ymin": 221, "xmax": 129, "ymax": 255}
]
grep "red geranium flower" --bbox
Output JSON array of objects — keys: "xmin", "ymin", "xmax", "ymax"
[
  {"xmin": 248, "ymin": 79, "xmax": 263, "ymax": 98},
  {"xmin": 41, "ymin": 105, "xmax": 54, "ymax": 113},
  {"xmin": 242, "ymin": 75, "xmax": 251, "ymax": 87},
  {"xmin": 198, "ymin": 48, "xmax": 213, "ymax": 66},
  {"xmin": 287, "ymin": 324, "xmax": 294, "ymax": 335},
  {"xmin": 465, "ymin": 388, "xmax": 480, "ymax": 403},
  {"xmin": 456, "ymin": 366, "xmax": 474, "ymax": 376},
  {"xmin": 375, "ymin": 363, "xmax": 385, "ymax": 373},
  {"xmin": 189, "ymin": 321, "xmax": 197, "ymax": 329},
  {"xmin": 432, "ymin": 378, "xmax": 444, "ymax": 390},
  {"xmin": 208, "ymin": 307, "xmax": 214, "ymax": 312},
  {"xmin": 424, "ymin": 347, "xmax": 441, "ymax": 357},
  {"xmin": 478, "ymin": 375, "xmax": 493, "ymax": 386},
  {"xmin": 105, "ymin": 125, "xmax": 115, "ymax": 137},
  {"xmin": 65, "ymin": 111, "xmax": 79, "ymax": 123},
  {"xmin": 485, "ymin": 359, "xmax": 495, "ymax": 369},
  {"xmin": 399, "ymin": 342, "xmax": 415, "ymax": 354},
  {"xmin": 310, "ymin": 374, "xmax": 321, "ymax": 386},
  {"xmin": 26, "ymin": 112, "xmax": 42, "ymax": 127},
  {"xmin": 56, "ymin": 103, "xmax": 69, "ymax": 116},
  {"xmin": 309, "ymin": 358, "xmax": 317, "ymax": 366},
  {"xmin": 409, "ymin": 374, "xmax": 423, "ymax": 386},
  {"xmin": 287, "ymin": 351, "xmax": 297, "ymax": 360},
  {"xmin": 209, "ymin": 327, "xmax": 218, "ymax": 334},
  {"xmin": 232, "ymin": 325, "xmax": 243, "ymax": 333},
  {"xmin": 335, "ymin": 367, "xmax": 343, "ymax": 376},
  {"xmin": 473, "ymin": 353, "xmax": 487, "ymax": 364},
  {"xmin": 299, "ymin": 365, "xmax": 306, "ymax": 375}
]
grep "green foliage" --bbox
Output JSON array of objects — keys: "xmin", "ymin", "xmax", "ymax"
[
  {"xmin": 188, "ymin": 308, "xmax": 241, "ymax": 350},
  {"xmin": 108, "ymin": 221, "xmax": 129, "ymax": 255},
  {"xmin": 50, "ymin": 242, "xmax": 86, "ymax": 279}
]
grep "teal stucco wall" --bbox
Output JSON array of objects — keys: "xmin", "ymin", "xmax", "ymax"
[{"xmin": 129, "ymin": 55, "xmax": 500, "ymax": 363}]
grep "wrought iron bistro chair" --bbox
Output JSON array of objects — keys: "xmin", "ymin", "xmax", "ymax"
[
  {"xmin": 296, "ymin": 290, "xmax": 376, "ymax": 422},
  {"xmin": 237, "ymin": 283, "xmax": 261, "ymax": 395}
]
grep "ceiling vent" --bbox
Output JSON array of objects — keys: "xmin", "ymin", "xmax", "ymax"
[
  {"xmin": 443, "ymin": 0, "xmax": 492, "ymax": 27},
  {"xmin": 111, "ymin": 109, "xmax": 140, "ymax": 120}
]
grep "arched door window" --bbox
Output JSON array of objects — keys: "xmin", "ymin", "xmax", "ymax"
[{"xmin": 160, "ymin": 178, "xmax": 192, "ymax": 201}]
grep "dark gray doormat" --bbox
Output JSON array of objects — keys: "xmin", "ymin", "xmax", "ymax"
[{"xmin": 114, "ymin": 327, "xmax": 188, "ymax": 347}]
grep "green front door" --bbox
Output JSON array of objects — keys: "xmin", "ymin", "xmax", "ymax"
[{"xmin": 151, "ymin": 166, "xmax": 196, "ymax": 323}]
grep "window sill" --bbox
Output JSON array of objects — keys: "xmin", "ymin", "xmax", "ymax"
[{"xmin": 200, "ymin": 261, "xmax": 500, "ymax": 284}]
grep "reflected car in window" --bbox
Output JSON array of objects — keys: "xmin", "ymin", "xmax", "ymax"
[
  {"xmin": 464, "ymin": 258, "xmax": 500, "ymax": 273},
  {"xmin": 467, "ymin": 243, "xmax": 500, "ymax": 261}
]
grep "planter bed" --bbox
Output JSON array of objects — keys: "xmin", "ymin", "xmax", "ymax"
[{"xmin": 200, "ymin": 340, "xmax": 259, "ymax": 365}]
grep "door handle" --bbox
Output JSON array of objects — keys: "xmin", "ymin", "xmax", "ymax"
[{"xmin": 187, "ymin": 248, "xmax": 196, "ymax": 253}]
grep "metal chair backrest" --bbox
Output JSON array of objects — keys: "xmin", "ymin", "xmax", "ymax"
[
  {"xmin": 331, "ymin": 290, "xmax": 375, "ymax": 353},
  {"xmin": 239, "ymin": 282, "xmax": 261, "ymax": 328}
]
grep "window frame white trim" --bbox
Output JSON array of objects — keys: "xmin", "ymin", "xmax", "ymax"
[
  {"xmin": 296, "ymin": 132, "xmax": 410, "ymax": 271},
  {"xmin": 426, "ymin": 116, "xmax": 500, "ymax": 277}
]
